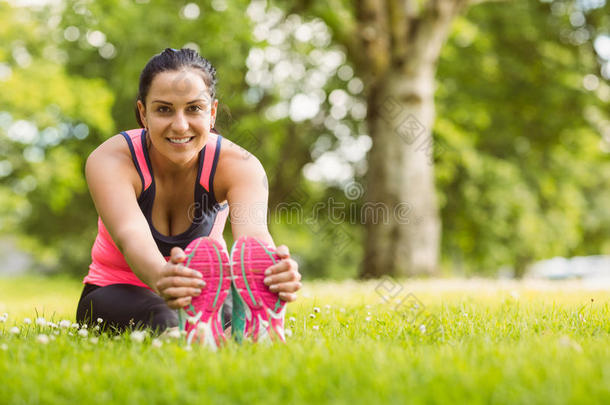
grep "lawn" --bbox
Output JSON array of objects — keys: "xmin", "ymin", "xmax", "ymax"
[{"xmin": 1, "ymin": 276, "xmax": 609, "ymax": 404}]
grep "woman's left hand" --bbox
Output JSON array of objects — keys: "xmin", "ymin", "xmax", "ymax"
[{"xmin": 263, "ymin": 245, "xmax": 302, "ymax": 302}]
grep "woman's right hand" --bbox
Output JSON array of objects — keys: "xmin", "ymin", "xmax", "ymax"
[{"xmin": 156, "ymin": 247, "xmax": 206, "ymax": 309}]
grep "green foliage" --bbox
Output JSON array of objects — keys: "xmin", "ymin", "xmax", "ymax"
[
  {"xmin": 1, "ymin": 0, "xmax": 609, "ymax": 278},
  {"xmin": 435, "ymin": 0, "xmax": 610, "ymax": 274},
  {"xmin": 0, "ymin": 2, "xmax": 114, "ymax": 273}
]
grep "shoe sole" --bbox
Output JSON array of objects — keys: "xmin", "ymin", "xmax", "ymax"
[
  {"xmin": 230, "ymin": 236, "xmax": 286, "ymax": 343},
  {"xmin": 180, "ymin": 237, "xmax": 231, "ymax": 349}
]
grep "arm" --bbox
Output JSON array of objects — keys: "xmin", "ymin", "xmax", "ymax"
[
  {"xmin": 86, "ymin": 136, "xmax": 204, "ymax": 308},
  {"xmin": 215, "ymin": 142, "xmax": 302, "ymax": 302}
]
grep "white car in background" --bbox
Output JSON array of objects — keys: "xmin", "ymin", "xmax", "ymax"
[{"xmin": 528, "ymin": 255, "xmax": 610, "ymax": 285}]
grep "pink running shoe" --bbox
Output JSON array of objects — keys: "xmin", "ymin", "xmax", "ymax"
[
  {"xmin": 179, "ymin": 237, "xmax": 231, "ymax": 349},
  {"xmin": 230, "ymin": 236, "xmax": 286, "ymax": 343}
]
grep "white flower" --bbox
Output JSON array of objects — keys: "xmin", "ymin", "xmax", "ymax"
[
  {"xmin": 130, "ymin": 331, "xmax": 146, "ymax": 343},
  {"xmin": 78, "ymin": 329, "xmax": 88, "ymax": 337},
  {"xmin": 71, "ymin": 323, "xmax": 79, "ymax": 329},
  {"xmin": 365, "ymin": 316, "xmax": 372, "ymax": 322},
  {"xmin": 96, "ymin": 318, "xmax": 103, "ymax": 324},
  {"xmin": 312, "ymin": 325, "xmax": 319, "ymax": 331},
  {"xmin": 309, "ymin": 314, "xmax": 316, "ymax": 319},
  {"xmin": 47, "ymin": 322, "xmax": 58, "ymax": 329},
  {"xmin": 36, "ymin": 334, "xmax": 50, "ymax": 344},
  {"xmin": 35, "ymin": 317, "xmax": 46, "ymax": 326},
  {"xmin": 367, "ymin": 311, "xmax": 372, "ymax": 316},
  {"xmin": 366, "ymin": 305, "xmax": 372, "ymax": 309},
  {"xmin": 324, "ymin": 304, "xmax": 331, "ymax": 310},
  {"xmin": 288, "ymin": 316, "xmax": 296, "ymax": 323},
  {"xmin": 89, "ymin": 337, "xmax": 99, "ymax": 344},
  {"xmin": 0, "ymin": 316, "xmax": 6, "ymax": 323},
  {"xmin": 53, "ymin": 331, "xmax": 59, "ymax": 336},
  {"xmin": 284, "ymin": 328, "xmax": 293, "ymax": 338},
  {"xmin": 152, "ymin": 338, "xmax": 163, "ymax": 348},
  {"xmin": 94, "ymin": 325, "xmax": 100, "ymax": 331},
  {"xmin": 313, "ymin": 307, "xmax": 320, "ymax": 313},
  {"xmin": 1, "ymin": 313, "xmax": 7, "ymax": 319},
  {"xmin": 59, "ymin": 320, "xmax": 71, "ymax": 329},
  {"xmin": 0, "ymin": 344, "xmax": 7, "ymax": 351},
  {"xmin": 167, "ymin": 329, "xmax": 181, "ymax": 339},
  {"xmin": 9, "ymin": 326, "xmax": 19, "ymax": 335},
  {"xmin": 81, "ymin": 324, "xmax": 88, "ymax": 329},
  {"xmin": 419, "ymin": 324, "xmax": 426, "ymax": 334},
  {"xmin": 23, "ymin": 318, "xmax": 32, "ymax": 325}
]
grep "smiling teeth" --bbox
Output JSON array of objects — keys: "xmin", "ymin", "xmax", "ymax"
[{"xmin": 168, "ymin": 137, "xmax": 192, "ymax": 144}]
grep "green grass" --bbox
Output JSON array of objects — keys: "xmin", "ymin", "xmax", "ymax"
[{"xmin": 1, "ymin": 276, "xmax": 609, "ymax": 404}]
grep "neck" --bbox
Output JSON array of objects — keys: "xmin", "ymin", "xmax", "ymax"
[{"xmin": 148, "ymin": 141, "xmax": 199, "ymax": 182}]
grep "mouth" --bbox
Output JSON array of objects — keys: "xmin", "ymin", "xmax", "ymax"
[{"xmin": 166, "ymin": 137, "xmax": 194, "ymax": 144}]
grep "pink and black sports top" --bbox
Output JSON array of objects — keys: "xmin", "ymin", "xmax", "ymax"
[{"xmin": 83, "ymin": 128, "xmax": 229, "ymax": 288}]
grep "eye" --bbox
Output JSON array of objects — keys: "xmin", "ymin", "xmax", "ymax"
[
  {"xmin": 157, "ymin": 106, "xmax": 171, "ymax": 113},
  {"xmin": 188, "ymin": 105, "xmax": 204, "ymax": 112}
]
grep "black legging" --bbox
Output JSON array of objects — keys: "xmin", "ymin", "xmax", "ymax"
[
  {"xmin": 76, "ymin": 283, "xmax": 233, "ymax": 334},
  {"xmin": 75, "ymin": 284, "xmax": 178, "ymax": 334}
]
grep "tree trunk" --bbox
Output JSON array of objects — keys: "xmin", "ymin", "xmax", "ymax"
[
  {"xmin": 357, "ymin": 0, "xmax": 468, "ymax": 277},
  {"xmin": 361, "ymin": 68, "xmax": 441, "ymax": 277}
]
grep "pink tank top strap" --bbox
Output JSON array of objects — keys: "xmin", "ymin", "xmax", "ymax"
[
  {"xmin": 200, "ymin": 132, "xmax": 220, "ymax": 192},
  {"xmin": 123, "ymin": 128, "xmax": 152, "ymax": 190}
]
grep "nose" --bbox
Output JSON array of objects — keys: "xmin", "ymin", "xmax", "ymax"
[{"xmin": 171, "ymin": 111, "xmax": 189, "ymax": 134}]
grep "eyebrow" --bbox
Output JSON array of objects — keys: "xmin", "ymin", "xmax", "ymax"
[{"xmin": 151, "ymin": 99, "xmax": 209, "ymax": 105}]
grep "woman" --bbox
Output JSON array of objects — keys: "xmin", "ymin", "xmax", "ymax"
[{"xmin": 76, "ymin": 48, "xmax": 302, "ymax": 345}]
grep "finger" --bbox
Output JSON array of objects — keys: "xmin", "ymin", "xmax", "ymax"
[
  {"xmin": 157, "ymin": 275, "xmax": 206, "ymax": 292},
  {"xmin": 161, "ymin": 287, "xmax": 202, "ymax": 300},
  {"xmin": 264, "ymin": 269, "xmax": 300, "ymax": 286},
  {"xmin": 269, "ymin": 281, "xmax": 302, "ymax": 294},
  {"xmin": 158, "ymin": 263, "xmax": 202, "ymax": 284},
  {"xmin": 170, "ymin": 247, "xmax": 187, "ymax": 264},
  {"xmin": 278, "ymin": 292, "xmax": 297, "ymax": 302},
  {"xmin": 166, "ymin": 296, "xmax": 192, "ymax": 310},
  {"xmin": 264, "ymin": 258, "xmax": 299, "ymax": 277},
  {"xmin": 276, "ymin": 245, "xmax": 290, "ymax": 258},
  {"xmin": 264, "ymin": 261, "xmax": 288, "ymax": 276},
  {"xmin": 167, "ymin": 263, "xmax": 203, "ymax": 279},
  {"xmin": 264, "ymin": 258, "xmax": 298, "ymax": 276}
]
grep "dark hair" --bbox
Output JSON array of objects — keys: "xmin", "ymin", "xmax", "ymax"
[{"xmin": 134, "ymin": 48, "xmax": 217, "ymax": 127}]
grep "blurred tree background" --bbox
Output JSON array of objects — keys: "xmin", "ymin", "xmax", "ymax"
[{"xmin": 0, "ymin": 0, "xmax": 609, "ymax": 280}]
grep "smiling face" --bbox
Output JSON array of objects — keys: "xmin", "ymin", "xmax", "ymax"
[{"xmin": 137, "ymin": 69, "xmax": 218, "ymax": 168}]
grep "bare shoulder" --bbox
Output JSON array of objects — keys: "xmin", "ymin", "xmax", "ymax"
[
  {"xmin": 214, "ymin": 137, "xmax": 267, "ymax": 203},
  {"xmin": 85, "ymin": 134, "xmax": 141, "ymax": 194}
]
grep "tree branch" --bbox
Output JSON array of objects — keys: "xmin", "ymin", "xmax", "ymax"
[
  {"xmin": 356, "ymin": 0, "xmax": 391, "ymax": 77},
  {"xmin": 387, "ymin": 0, "xmax": 410, "ymax": 64},
  {"xmin": 467, "ymin": 0, "xmax": 512, "ymax": 7}
]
